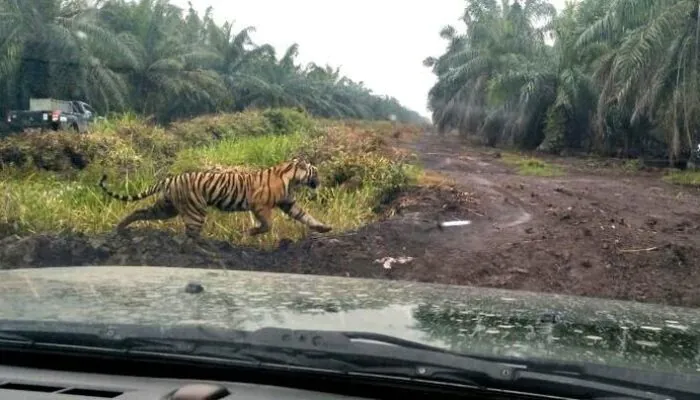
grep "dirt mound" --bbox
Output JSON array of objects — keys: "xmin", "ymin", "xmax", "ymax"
[{"xmin": 376, "ymin": 185, "xmax": 477, "ymax": 217}]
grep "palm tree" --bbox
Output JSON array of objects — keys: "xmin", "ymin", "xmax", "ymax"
[
  {"xmin": 428, "ymin": 0, "xmax": 700, "ymax": 163},
  {"xmin": 0, "ymin": 0, "xmax": 138, "ymax": 113},
  {"xmin": 576, "ymin": 0, "xmax": 700, "ymax": 163},
  {"xmin": 425, "ymin": 0, "xmax": 556, "ymax": 145},
  {"xmin": 98, "ymin": 0, "xmax": 227, "ymax": 122}
]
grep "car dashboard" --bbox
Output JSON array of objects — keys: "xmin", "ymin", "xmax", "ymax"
[{"xmin": 0, "ymin": 365, "xmax": 367, "ymax": 400}]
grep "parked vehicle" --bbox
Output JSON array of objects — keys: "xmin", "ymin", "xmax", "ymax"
[{"xmin": 4, "ymin": 98, "xmax": 99, "ymax": 135}]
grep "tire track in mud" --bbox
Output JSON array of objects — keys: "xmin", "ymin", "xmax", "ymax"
[
  {"xmin": 412, "ymin": 136, "xmax": 533, "ymax": 232},
  {"xmin": 384, "ymin": 134, "xmax": 700, "ymax": 306}
]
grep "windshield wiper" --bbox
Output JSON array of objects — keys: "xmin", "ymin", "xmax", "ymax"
[
  {"xmin": 236, "ymin": 328, "xmax": 697, "ymax": 400},
  {"xmin": 0, "ymin": 321, "xmax": 697, "ymax": 399}
]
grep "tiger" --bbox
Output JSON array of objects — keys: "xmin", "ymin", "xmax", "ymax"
[
  {"xmin": 201, "ymin": 164, "xmax": 251, "ymax": 174},
  {"xmin": 98, "ymin": 158, "xmax": 332, "ymax": 238}
]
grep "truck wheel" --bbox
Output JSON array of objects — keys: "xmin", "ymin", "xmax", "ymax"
[{"xmin": 72, "ymin": 123, "xmax": 79, "ymax": 133}]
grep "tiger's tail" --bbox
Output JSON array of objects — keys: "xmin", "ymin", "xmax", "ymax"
[{"xmin": 98, "ymin": 174, "xmax": 168, "ymax": 202}]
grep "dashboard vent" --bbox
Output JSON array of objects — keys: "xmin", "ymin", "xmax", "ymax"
[{"xmin": 0, "ymin": 382, "xmax": 123, "ymax": 398}]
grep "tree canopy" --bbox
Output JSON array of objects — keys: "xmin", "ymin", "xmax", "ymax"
[
  {"xmin": 0, "ymin": 0, "xmax": 426, "ymax": 124},
  {"xmin": 426, "ymin": 0, "xmax": 700, "ymax": 163}
]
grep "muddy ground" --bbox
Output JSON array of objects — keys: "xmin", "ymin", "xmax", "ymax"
[{"xmin": 2, "ymin": 133, "xmax": 700, "ymax": 307}]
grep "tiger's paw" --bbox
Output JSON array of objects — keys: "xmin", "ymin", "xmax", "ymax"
[
  {"xmin": 248, "ymin": 226, "xmax": 269, "ymax": 236},
  {"xmin": 312, "ymin": 224, "xmax": 332, "ymax": 233}
]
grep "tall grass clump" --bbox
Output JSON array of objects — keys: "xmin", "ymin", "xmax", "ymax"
[
  {"xmin": 663, "ymin": 170, "xmax": 700, "ymax": 187},
  {"xmin": 501, "ymin": 153, "xmax": 565, "ymax": 177},
  {"xmin": 170, "ymin": 133, "xmax": 307, "ymax": 174},
  {"xmin": 0, "ymin": 109, "xmax": 422, "ymax": 248}
]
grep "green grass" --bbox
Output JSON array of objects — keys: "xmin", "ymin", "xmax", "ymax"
[
  {"xmin": 0, "ymin": 110, "xmax": 420, "ymax": 248},
  {"xmin": 501, "ymin": 153, "xmax": 565, "ymax": 177},
  {"xmin": 171, "ymin": 132, "xmax": 307, "ymax": 173},
  {"xmin": 662, "ymin": 170, "xmax": 700, "ymax": 187},
  {"xmin": 0, "ymin": 169, "xmax": 391, "ymax": 247},
  {"xmin": 620, "ymin": 158, "xmax": 643, "ymax": 172}
]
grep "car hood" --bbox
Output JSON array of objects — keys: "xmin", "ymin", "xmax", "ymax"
[{"xmin": 1, "ymin": 266, "xmax": 699, "ymax": 375}]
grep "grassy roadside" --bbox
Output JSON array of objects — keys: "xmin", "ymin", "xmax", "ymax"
[
  {"xmin": 663, "ymin": 170, "xmax": 700, "ymax": 187},
  {"xmin": 0, "ymin": 109, "xmax": 423, "ymax": 248},
  {"xmin": 501, "ymin": 153, "xmax": 565, "ymax": 177}
]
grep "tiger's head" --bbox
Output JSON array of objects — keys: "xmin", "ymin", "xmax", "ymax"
[{"xmin": 286, "ymin": 158, "xmax": 321, "ymax": 190}]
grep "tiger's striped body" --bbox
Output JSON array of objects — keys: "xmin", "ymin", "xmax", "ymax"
[{"xmin": 98, "ymin": 159, "xmax": 332, "ymax": 238}]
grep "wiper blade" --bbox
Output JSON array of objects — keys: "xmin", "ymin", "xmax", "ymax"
[
  {"xmin": 0, "ymin": 322, "xmax": 696, "ymax": 399},
  {"xmin": 0, "ymin": 321, "xmax": 361, "ymax": 372},
  {"xmin": 0, "ymin": 322, "xmax": 283, "ymax": 367},
  {"xmin": 239, "ymin": 328, "xmax": 699, "ymax": 400}
]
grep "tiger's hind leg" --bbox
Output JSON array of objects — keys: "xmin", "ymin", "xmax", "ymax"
[
  {"xmin": 278, "ymin": 200, "xmax": 332, "ymax": 233},
  {"xmin": 116, "ymin": 198, "xmax": 178, "ymax": 232},
  {"xmin": 178, "ymin": 208, "xmax": 210, "ymax": 254},
  {"xmin": 180, "ymin": 209, "xmax": 208, "ymax": 239},
  {"xmin": 168, "ymin": 187, "xmax": 208, "ymax": 240},
  {"xmin": 248, "ymin": 206, "xmax": 273, "ymax": 236}
]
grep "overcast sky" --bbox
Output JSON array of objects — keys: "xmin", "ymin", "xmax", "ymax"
[{"xmin": 171, "ymin": 0, "xmax": 569, "ymax": 117}]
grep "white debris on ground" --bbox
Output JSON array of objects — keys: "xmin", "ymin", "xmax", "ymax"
[
  {"xmin": 375, "ymin": 256, "xmax": 414, "ymax": 269},
  {"xmin": 439, "ymin": 220, "xmax": 471, "ymax": 228},
  {"xmin": 372, "ymin": 220, "xmax": 471, "ymax": 269}
]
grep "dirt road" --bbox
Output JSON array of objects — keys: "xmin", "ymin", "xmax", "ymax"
[
  {"xmin": 407, "ymin": 134, "xmax": 700, "ymax": 306},
  {"xmin": 2, "ymin": 133, "xmax": 700, "ymax": 306}
]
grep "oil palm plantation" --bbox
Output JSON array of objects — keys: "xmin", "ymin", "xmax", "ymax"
[
  {"xmin": 0, "ymin": 0, "xmax": 424, "ymax": 124},
  {"xmin": 427, "ymin": 0, "xmax": 700, "ymax": 163}
]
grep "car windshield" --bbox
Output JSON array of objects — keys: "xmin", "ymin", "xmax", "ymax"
[{"xmin": 1, "ymin": 0, "xmax": 699, "ymax": 384}]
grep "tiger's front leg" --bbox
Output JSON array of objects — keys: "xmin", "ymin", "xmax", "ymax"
[
  {"xmin": 278, "ymin": 200, "xmax": 332, "ymax": 233},
  {"xmin": 248, "ymin": 206, "xmax": 272, "ymax": 236}
]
